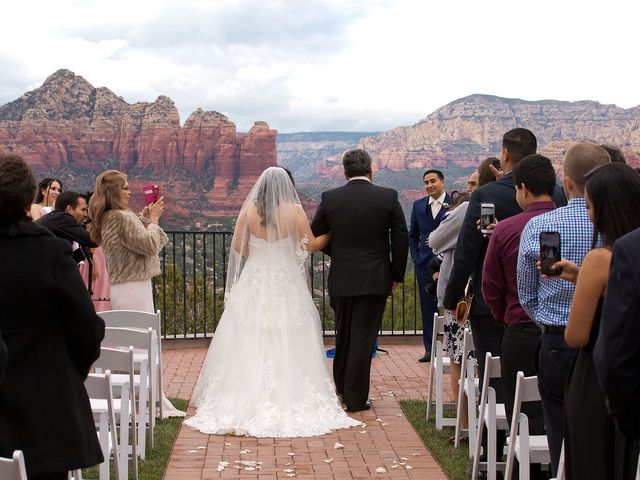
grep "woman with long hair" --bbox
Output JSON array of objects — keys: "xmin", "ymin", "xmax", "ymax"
[
  {"xmin": 89, "ymin": 170, "xmax": 184, "ymax": 418},
  {"xmin": 89, "ymin": 170, "xmax": 165, "ymax": 313},
  {"xmin": 30, "ymin": 177, "xmax": 62, "ymax": 220},
  {"xmin": 552, "ymin": 162, "xmax": 640, "ymax": 478}
]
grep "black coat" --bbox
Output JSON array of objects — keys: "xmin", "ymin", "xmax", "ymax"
[
  {"xmin": 443, "ymin": 173, "xmax": 566, "ymax": 313},
  {"xmin": 36, "ymin": 211, "xmax": 97, "ymax": 248},
  {"xmin": 311, "ymin": 179, "xmax": 409, "ymax": 297},
  {"xmin": 594, "ymin": 227, "xmax": 640, "ymax": 440},
  {"xmin": 0, "ymin": 220, "xmax": 105, "ymax": 476}
]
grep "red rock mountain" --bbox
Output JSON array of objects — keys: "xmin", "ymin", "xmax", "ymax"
[
  {"xmin": 315, "ymin": 94, "xmax": 640, "ymax": 178},
  {"xmin": 0, "ymin": 69, "xmax": 277, "ymax": 227}
]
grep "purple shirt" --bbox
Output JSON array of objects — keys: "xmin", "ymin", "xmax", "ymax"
[{"xmin": 482, "ymin": 201, "xmax": 556, "ymax": 325}]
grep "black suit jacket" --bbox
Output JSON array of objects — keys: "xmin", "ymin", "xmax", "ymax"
[
  {"xmin": 594, "ymin": 227, "xmax": 640, "ymax": 440},
  {"xmin": 443, "ymin": 173, "xmax": 523, "ymax": 314},
  {"xmin": 36, "ymin": 211, "xmax": 97, "ymax": 249},
  {"xmin": 311, "ymin": 179, "xmax": 409, "ymax": 297},
  {"xmin": 0, "ymin": 220, "xmax": 105, "ymax": 475}
]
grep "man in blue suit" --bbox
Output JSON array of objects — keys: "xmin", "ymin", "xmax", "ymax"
[{"xmin": 409, "ymin": 169, "xmax": 451, "ymax": 361}]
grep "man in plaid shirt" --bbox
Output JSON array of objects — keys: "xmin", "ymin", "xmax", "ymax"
[{"xmin": 516, "ymin": 142, "xmax": 610, "ymax": 475}]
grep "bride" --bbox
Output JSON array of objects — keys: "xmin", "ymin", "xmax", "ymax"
[{"xmin": 184, "ymin": 167, "xmax": 361, "ymax": 437}]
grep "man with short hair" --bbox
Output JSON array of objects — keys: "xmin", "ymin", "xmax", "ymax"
[
  {"xmin": 36, "ymin": 191, "xmax": 97, "ymax": 262},
  {"xmin": 409, "ymin": 169, "xmax": 451, "ymax": 361},
  {"xmin": 467, "ymin": 171, "xmax": 479, "ymax": 192},
  {"xmin": 482, "ymin": 154, "xmax": 557, "ymax": 455},
  {"xmin": 311, "ymin": 149, "xmax": 408, "ymax": 412},
  {"xmin": 517, "ymin": 142, "xmax": 611, "ymax": 475},
  {"xmin": 444, "ymin": 128, "xmax": 537, "ymax": 387}
]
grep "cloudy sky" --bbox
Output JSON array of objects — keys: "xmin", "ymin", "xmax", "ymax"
[{"xmin": 1, "ymin": 0, "xmax": 638, "ymax": 132}]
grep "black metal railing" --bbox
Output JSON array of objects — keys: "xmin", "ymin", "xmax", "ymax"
[{"xmin": 154, "ymin": 231, "xmax": 422, "ymax": 339}]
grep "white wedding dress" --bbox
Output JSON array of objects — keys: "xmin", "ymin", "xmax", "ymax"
[{"xmin": 184, "ymin": 234, "xmax": 360, "ymax": 437}]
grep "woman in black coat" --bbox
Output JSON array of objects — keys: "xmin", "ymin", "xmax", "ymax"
[{"xmin": 0, "ymin": 155, "xmax": 105, "ymax": 480}]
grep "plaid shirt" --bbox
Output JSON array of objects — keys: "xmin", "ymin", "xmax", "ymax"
[{"xmin": 517, "ymin": 197, "xmax": 596, "ymax": 326}]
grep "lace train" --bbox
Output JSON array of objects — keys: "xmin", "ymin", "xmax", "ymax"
[{"xmin": 184, "ymin": 235, "xmax": 360, "ymax": 437}]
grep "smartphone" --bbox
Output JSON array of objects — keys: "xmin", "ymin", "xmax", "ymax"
[
  {"xmin": 540, "ymin": 231, "xmax": 562, "ymax": 276},
  {"xmin": 143, "ymin": 184, "xmax": 160, "ymax": 206},
  {"xmin": 480, "ymin": 203, "xmax": 495, "ymax": 234}
]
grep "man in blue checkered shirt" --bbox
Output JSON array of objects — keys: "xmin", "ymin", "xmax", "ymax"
[{"xmin": 516, "ymin": 142, "xmax": 610, "ymax": 476}]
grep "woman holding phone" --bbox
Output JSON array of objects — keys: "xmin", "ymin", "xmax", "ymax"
[
  {"xmin": 89, "ymin": 170, "xmax": 184, "ymax": 417},
  {"xmin": 89, "ymin": 170, "xmax": 166, "ymax": 313},
  {"xmin": 549, "ymin": 162, "xmax": 640, "ymax": 479}
]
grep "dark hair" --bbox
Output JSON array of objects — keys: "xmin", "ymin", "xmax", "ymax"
[
  {"xmin": 343, "ymin": 149, "xmax": 372, "ymax": 178},
  {"xmin": 279, "ymin": 166, "xmax": 295, "ymax": 186},
  {"xmin": 34, "ymin": 177, "xmax": 63, "ymax": 204},
  {"xmin": 453, "ymin": 191, "xmax": 470, "ymax": 208},
  {"xmin": 502, "ymin": 128, "xmax": 537, "ymax": 164},
  {"xmin": 54, "ymin": 191, "xmax": 85, "ymax": 212},
  {"xmin": 0, "ymin": 155, "xmax": 36, "ymax": 225},
  {"xmin": 512, "ymin": 154, "xmax": 557, "ymax": 197},
  {"xmin": 600, "ymin": 144, "xmax": 626, "ymax": 164},
  {"xmin": 585, "ymin": 162, "xmax": 640, "ymax": 248},
  {"xmin": 477, "ymin": 157, "xmax": 501, "ymax": 187},
  {"xmin": 423, "ymin": 169, "xmax": 444, "ymax": 181}
]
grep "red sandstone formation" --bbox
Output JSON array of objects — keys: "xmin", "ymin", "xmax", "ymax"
[{"xmin": 0, "ymin": 70, "xmax": 277, "ymax": 225}]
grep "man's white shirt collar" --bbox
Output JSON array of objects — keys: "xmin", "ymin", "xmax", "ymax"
[
  {"xmin": 348, "ymin": 176, "xmax": 371, "ymax": 183},
  {"xmin": 429, "ymin": 192, "xmax": 446, "ymax": 205}
]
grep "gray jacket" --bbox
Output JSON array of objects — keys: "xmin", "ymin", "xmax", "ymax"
[{"xmin": 428, "ymin": 202, "xmax": 469, "ymax": 307}]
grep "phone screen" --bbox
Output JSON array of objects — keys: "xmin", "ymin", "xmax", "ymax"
[
  {"xmin": 143, "ymin": 184, "xmax": 160, "ymax": 206},
  {"xmin": 480, "ymin": 203, "xmax": 495, "ymax": 233},
  {"xmin": 540, "ymin": 231, "xmax": 562, "ymax": 276}
]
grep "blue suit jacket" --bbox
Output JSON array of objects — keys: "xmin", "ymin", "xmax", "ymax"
[{"xmin": 409, "ymin": 193, "xmax": 452, "ymax": 270}]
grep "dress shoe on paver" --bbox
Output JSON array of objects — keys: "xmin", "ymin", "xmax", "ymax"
[{"xmin": 346, "ymin": 401, "xmax": 371, "ymax": 413}]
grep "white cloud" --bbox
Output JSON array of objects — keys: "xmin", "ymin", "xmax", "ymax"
[{"xmin": 1, "ymin": 0, "xmax": 638, "ymax": 132}]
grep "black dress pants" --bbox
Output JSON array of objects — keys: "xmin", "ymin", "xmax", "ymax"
[
  {"xmin": 500, "ymin": 323, "xmax": 544, "ymax": 433},
  {"xmin": 469, "ymin": 313, "xmax": 505, "ymax": 401},
  {"xmin": 538, "ymin": 331, "xmax": 576, "ymax": 476},
  {"xmin": 331, "ymin": 295, "xmax": 387, "ymax": 410}
]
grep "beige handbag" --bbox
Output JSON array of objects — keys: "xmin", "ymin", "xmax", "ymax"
[{"xmin": 455, "ymin": 278, "xmax": 473, "ymax": 325}]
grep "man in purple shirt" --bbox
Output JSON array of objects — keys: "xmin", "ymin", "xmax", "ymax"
[{"xmin": 482, "ymin": 154, "xmax": 557, "ymax": 440}]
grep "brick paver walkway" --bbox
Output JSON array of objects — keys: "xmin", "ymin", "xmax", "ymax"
[{"xmin": 162, "ymin": 344, "xmax": 450, "ymax": 479}]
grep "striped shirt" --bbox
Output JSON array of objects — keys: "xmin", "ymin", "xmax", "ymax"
[{"xmin": 517, "ymin": 197, "xmax": 595, "ymax": 326}]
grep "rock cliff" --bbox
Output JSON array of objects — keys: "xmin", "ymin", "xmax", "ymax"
[
  {"xmin": 353, "ymin": 94, "xmax": 640, "ymax": 173},
  {"xmin": 0, "ymin": 70, "xmax": 277, "ymax": 226}
]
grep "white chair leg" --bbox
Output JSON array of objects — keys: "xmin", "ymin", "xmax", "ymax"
[
  {"xmin": 435, "ymin": 352, "xmax": 444, "ymax": 430},
  {"xmin": 99, "ymin": 412, "xmax": 109, "ymax": 480},
  {"xmin": 138, "ymin": 362, "xmax": 148, "ymax": 460},
  {"xmin": 426, "ymin": 361, "xmax": 434, "ymax": 421}
]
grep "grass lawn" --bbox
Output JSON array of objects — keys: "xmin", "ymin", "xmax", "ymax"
[
  {"xmin": 399, "ymin": 399, "xmax": 472, "ymax": 480},
  {"xmin": 83, "ymin": 397, "xmax": 188, "ymax": 480}
]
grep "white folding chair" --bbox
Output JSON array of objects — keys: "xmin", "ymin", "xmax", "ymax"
[
  {"xmin": 505, "ymin": 372, "xmax": 550, "ymax": 480},
  {"xmin": 0, "ymin": 450, "xmax": 28, "ymax": 480},
  {"xmin": 103, "ymin": 327, "xmax": 153, "ymax": 456},
  {"xmin": 454, "ymin": 328, "xmax": 478, "ymax": 448},
  {"xmin": 98, "ymin": 310, "xmax": 164, "ymax": 419},
  {"xmin": 426, "ymin": 313, "xmax": 455, "ymax": 429},
  {"xmin": 93, "ymin": 347, "xmax": 138, "ymax": 478},
  {"xmin": 85, "ymin": 371, "xmax": 121, "ymax": 480},
  {"xmin": 472, "ymin": 353, "xmax": 509, "ymax": 480}
]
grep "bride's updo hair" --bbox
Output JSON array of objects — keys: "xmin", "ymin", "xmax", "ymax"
[{"xmin": 255, "ymin": 167, "xmax": 295, "ymax": 227}]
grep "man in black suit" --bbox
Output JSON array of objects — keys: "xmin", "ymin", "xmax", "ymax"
[
  {"xmin": 444, "ymin": 128, "xmax": 539, "ymax": 392},
  {"xmin": 36, "ymin": 191, "xmax": 97, "ymax": 263},
  {"xmin": 595, "ymin": 226, "xmax": 640, "ymax": 440},
  {"xmin": 312, "ymin": 149, "xmax": 408, "ymax": 412}
]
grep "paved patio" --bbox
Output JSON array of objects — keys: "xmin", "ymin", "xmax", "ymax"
[{"xmin": 162, "ymin": 344, "xmax": 451, "ymax": 479}]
